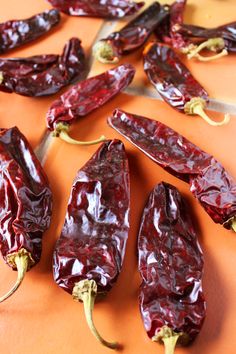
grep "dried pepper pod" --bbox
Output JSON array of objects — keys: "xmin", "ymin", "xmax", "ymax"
[
  {"xmin": 0, "ymin": 37, "xmax": 85, "ymax": 97},
  {"xmin": 0, "ymin": 9, "xmax": 61, "ymax": 54},
  {"xmin": 108, "ymin": 109, "xmax": 236, "ymax": 231},
  {"xmin": 46, "ymin": 63, "xmax": 135, "ymax": 145},
  {"xmin": 47, "ymin": 0, "xmax": 144, "ymax": 18},
  {"xmin": 138, "ymin": 182, "xmax": 206, "ymax": 354},
  {"xmin": 143, "ymin": 42, "xmax": 229, "ymax": 126},
  {"xmin": 173, "ymin": 22, "xmax": 236, "ymax": 61},
  {"xmin": 53, "ymin": 139, "xmax": 130, "ymax": 349},
  {"xmin": 93, "ymin": 2, "xmax": 169, "ymax": 64},
  {"xmin": 0, "ymin": 127, "xmax": 52, "ymax": 302}
]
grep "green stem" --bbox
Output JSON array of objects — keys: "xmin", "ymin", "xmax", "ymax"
[
  {"xmin": 53, "ymin": 123, "xmax": 107, "ymax": 146},
  {"xmin": 231, "ymin": 219, "xmax": 236, "ymax": 232},
  {"xmin": 0, "ymin": 248, "xmax": 31, "ymax": 303},
  {"xmin": 162, "ymin": 335, "xmax": 180, "ymax": 354},
  {"xmin": 184, "ymin": 97, "xmax": 230, "ymax": 126},
  {"xmin": 93, "ymin": 41, "xmax": 119, "ymax": 64},
  {"xmin": 73, "ymin": 279, "xmax": 118, "ymax": 350},
  {"xmin": 187, "ymin": 37, "xmax": 227, "ymax": 61},
  {"xmin": 191, "ymin": 49, "xmax": 228, "ymax": 62},
  {"xmin": 152, "ymin": 326, "xmax": 183, "ymax": 354}
]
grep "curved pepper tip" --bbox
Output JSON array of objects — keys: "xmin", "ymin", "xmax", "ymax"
[
  {"xmin": 73, "ymin": 279, "xmax": 119, "ymax": 350},
  {"xmin": 185, "ymin": 97, "xmax": 230, "ymax": 126},
  {"xmin": 53, "ymin": 123, "xmax": 107, "ymax": 146},
  {"xmin": 0, "ymin": 248, "xmax": 32, "ymax": 303}
]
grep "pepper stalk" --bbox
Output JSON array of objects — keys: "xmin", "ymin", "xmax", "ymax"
[
  {"xmin": 184, "ymin": 98, "xmax": 230, "ymax": 126},
  {"xmin": 93, "ymin": 41, "xmax": 119, "ymax": 64},
  {"xmin": 53, "ymin": 122, "xmax": 107, "ymax": 146},
  {"xmin": 73, "ymin": 279, "xmax": 118, "ymax": 350},
  {"xmin": 187, "ymin": 38, "xmax": 228, "ymax": 61},
  {"xmin": 0, "ymin": 248, "xmax": 33, "ymax": 303},
  {"xmin": 152, "ymin": 326, "xmax": 188, "ymax": 354}
]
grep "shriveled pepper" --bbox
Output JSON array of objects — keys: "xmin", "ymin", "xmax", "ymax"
[
  {"xmin": 0, "ymin": 127, "xmax": 52, "ymax": 302},
  {"xmin": 0, "ymin": 37, "xmax": 85, "ymax": 97},
  {"xmin": 138, "ymin": 182, "xmax": 206, "ymax": 354},
  {"xmin": 108, "ymin": 109, "xmax": 236, "ymax": 231},
  {"xmin": 0, "ymin": 9, "xmax": 60, "ymax": 54},
  {"xmin": 53, "ymin": 139, "xmax": 130, "ymax": 349},
  {"xmin": 46, "ymin": 63, "xmax": 135, "ymax": 145},
  {"xmin": 93, "ymin": 2, "xmax": 169, "ymax": 64},
  {"xmin": 173, "ymin": 22, "xmax": 236, "ymax": 61},
  {"xmin": 47, "ymin": 0, "xmax": 144, "ymax": 18},
  {"xmin": 143, "ymin": 42, "xmax": 229, "ymax": 126}
]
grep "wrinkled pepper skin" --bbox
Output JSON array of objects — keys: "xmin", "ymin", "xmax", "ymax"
[
  {"xmin": 0, "ymin": 127, "xmax": 52, "ymax": 268},
  {"xmin": 138, "ymin": 182, "xmax": 206, "ymax": 343},
  {"xmin": 46, "ymin": 63, "xmax": 135, "ymax": 131},
  {"xmin": 53, "ymin": 139, "xmax": 130, "ymax": 294},
  {"xmin": 47, "ymin": 0, "xmax": 144, "ymax": 18},
  {"xmin": 143, "ymin": 42, "xmax": 208, "ymax": 112},
  {"xmin": 94, "ymin": 2, "xmax": 169, "ymax": 63},
  {"xmin": 0, "ymin": 38, "xmax": 85, "ymax": 97},
  {"xmin": 0, "ymin": 9, "xmax": 60, "ymax": 54},
  {"xmin": 108, "ymin": 109, "xmax": 236, "ymax": 229},
  {"xmin": 174, "ymin": 23, "xmax": 236, "ymax": 53}
]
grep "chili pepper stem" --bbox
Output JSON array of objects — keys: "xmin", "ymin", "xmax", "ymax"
[
  {"xmin": 184, "ymin": 97, "xmax": 230, "ymax": 126},
  {"xmin": 53, "ymin": 123, "xmax": 107, "ymax": 146},
  {"xmin": 73, "ymin": 279, "xmax": 119, "ymax": 350},
  {"xmin": 187, "ymin": 38, "xmax": 227, "ymax": 60},
  {"xmin": 0, "ymin": 248, "xmax": 31, "ymax": 303},
  {"xmin": 0, "ymin": 72, "xmax": 3, "ymax": 84},
  {"xmin": 152, "ymin": 326, "xmax": 182, "ymax": 354},
  {"xmin": 93, "ymin": 41, "xmax": 119, "ymax": 64},
  {"xmin": 231, "ymin": 220, "xmax": 236, "ymax": 232}
]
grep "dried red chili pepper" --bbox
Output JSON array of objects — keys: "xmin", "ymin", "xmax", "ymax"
[
  {"xmin": 53, "ymin": 139, "xmax": 130, "ymax": 349},
  {"xmin": 47, "ymin": 0, "xmax": 144, "ymax": 18},
  {"xmin": 0, "ymin": 37, "xmax": 85, "ymax": 97},
  {"xmin": 0, "ymin": 127, "xmax": 52, "ymax": 302},
  {"xmin": 0, "ymin": 9, "xmax": 60, "ymax": 54},
  {"xmin": 143, "ymin": 42, "xmax": 229, "ymax": 126},
  {"xmin": 173, "ymin": 22, "xmax": 236, "ymax": 61},
  {"xmin": 46, "ymin": 63, "xmax": 135, "ymax": 145},
  {"xmin": 93, "ymin": 2, "xmax": 169, "ymax": 63},
  {"xmin": 108, "ymin": 109, "xmax": 236, "ymax": 232},
  {"xmin": 138, "ymin": 182, "xmax": 206, "ymax": 354}
]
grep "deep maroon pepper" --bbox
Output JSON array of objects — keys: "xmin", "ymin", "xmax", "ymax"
[
  {"xmin": 0, "ymin": 127, "xmax": 52, "ymax": 302},
  {"xmin": 143, "ymin": 42, "xmax": 229, "ymax": 126},
  {"xmin": 47, "ymin": 0, "xmax": 144, "ymax": 18},
  {"xmin": 53, "ymin": 139, "xmax": 130, "ymax": 349},
  {"xmin": 93, "ymin": 2, "xmax": 169, "ymax": 63},
  {"xmin": 108, "ymin": 109, "xmax": 236, "ymax": 231},
  {"xmin": 138, "ymin": 182, "xmax": 206, "ymax": 353},
  {"xmin": 0, "ymin": 9, "xmax": 60, "ymax": 54},
  {"xmin": 173, "ymin": 22, "xmax": 236, "ymax": 60},
  {"xmin": 46, "ymin": 63, "xmax": 135, "ymax": 145},
  {"xmin": 0, "ymin": 37, "xmax": 86, "ymax": 97}
]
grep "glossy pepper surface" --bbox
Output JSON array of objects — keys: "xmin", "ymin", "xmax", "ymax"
[
  {"xmin": 0, "ymin": 9, "xmax": 60, "ymax": 54},
  {"xmin": 0, "ymin": 37, "xmax": 85, "ymax": 97},
  {"xmin": 46, "ymin": 63, "xmax": 135, "ymax": 145},
  {"xmin": 53, "ymin": 139, "xmax": 130, "ymax": 349},
  {"xmin": 93, "ymin": 2, "xmax": 169, "ymax": 63},
  {"xmin": 139, "ymin": 182, "xmax": 206, "ymax": 353},
  {"xmin": 47, "ymin": 0, "xmax": 144, "ymax": 18},
  {"xmin": 0, "ymin": 127, "xmax": 52, "ymax": 302},
  {"xmin": 108, "ymin": 109, "xmax": 236, "ymax": 231},
  {"xmin": 143, "ymin": 42, "xmax": 229, "ymax": 126}
]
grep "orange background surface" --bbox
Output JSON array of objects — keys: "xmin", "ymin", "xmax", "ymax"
[{"xmin": 0, "ymin": 1, "xmax": 236, "ymax": 354}]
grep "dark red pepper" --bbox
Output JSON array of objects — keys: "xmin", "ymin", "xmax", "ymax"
[
  {"xmin": 108, "ymin": 109, "xmax": 236, "ymax": 231},
  {"xmin": 93, "ymin": 2, "xmax": 169, "ymax": 63},
  {"xmin": 47, "ymin": 0, "xmax": 144, "ymax": 18},
  {"xmin": 0, "ymin": 9, "xmax": 60, "ymax": 54},
  {"xmin": 53, "ymin": 139, "xmax": 130, "ymax": 349},
  {"xmin": 173, "ymin": 22, "xmax": 236, "ymax": 60},
  {"xmin": 0, "ymin": 127, "xmax": 52, "ymax": 302},
  {"xmin": 0, "ymin": 37, "xmax": 86, "ymax": 97},
  {"xmin": 46, "ymin": 63, "xmax": 135, "ymax": 145},
  {"xmin": 143, "ymin": 42, "xmax": 229, "ymax": 126},
  {"xmin": 138, "ymin": 182, "xmax": 206, "ymax": 353}
]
